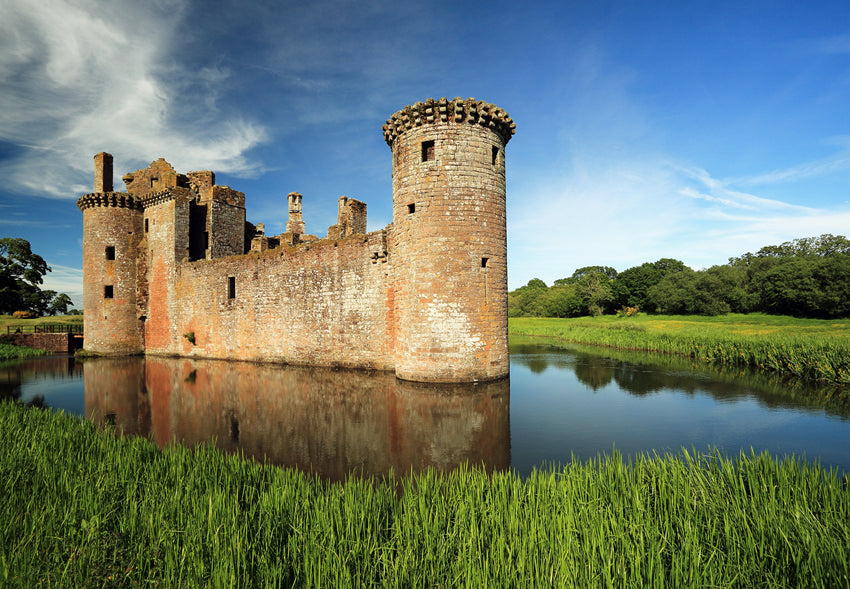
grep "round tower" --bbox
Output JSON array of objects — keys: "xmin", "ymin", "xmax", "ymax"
[
  {"xmin": 77, "ymin": 152, "xmax": 145, "ymax": 354},
  {"xmin": 384, "ymin": 98, "xmax": 516, "ymax": 382}
]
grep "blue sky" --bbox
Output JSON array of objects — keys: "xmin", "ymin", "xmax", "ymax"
[{"xmin": 2, "ymin": 0, "xmax": 849, "ymax": 306}]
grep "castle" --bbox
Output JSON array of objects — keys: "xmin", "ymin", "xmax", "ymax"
[{"xmin": 77, "ymin": 98, "xmax": 515, "ymax": 383}]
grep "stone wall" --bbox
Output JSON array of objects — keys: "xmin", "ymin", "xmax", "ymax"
[
  {"xmin": 7, "ymin": 332, "xmax": 80, "ymax": 354},
  {"xmin": 141, "ymin": 230, "xmax": 393, "ymax": 370}
]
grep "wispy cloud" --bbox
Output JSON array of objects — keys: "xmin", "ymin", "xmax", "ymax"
[
  {"xmin": 0, "ymin": 0, "xmax": 267, "ymax": 199},
  {"xmin": 731, "ymin": 138, "xmax": 850, "ymax": 186}
]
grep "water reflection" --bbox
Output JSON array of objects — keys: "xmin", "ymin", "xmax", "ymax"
[
  {"xmin": 511, "ymin": 338, "xmax": 850, "ymax": 419},
  {"xmin": 83, "ymin": 357, "xmax": 510, "ymax": 481},
  {"xmin": 0, "ymin": 356, "xmax": 81, "ymax": 409}
]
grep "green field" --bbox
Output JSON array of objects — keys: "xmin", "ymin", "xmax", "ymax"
[
  {"xmin": 0, "ymin": 313, "xmax": 83, "ymax": 334},
  {"xmin": 2, "ymin": 400, "xmax": 848, "ymax": 588},
  {"xmin": 509, "ymin": 314, "xmax": 850, "ymax": 384},
  {"xmin": 0, "ymin": 314, "xmax": 83, "ymax": 359}
]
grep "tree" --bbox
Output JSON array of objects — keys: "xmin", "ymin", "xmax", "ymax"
[
  {"xmin": 612, "ymin": 258, "xmax": 688, "ymax": 310},
  {"xmin": 0, "ymin": 238, "xmax": 73, "ymax": 316},
  {"xmin": 47, "ymin": 293, "xmax": 74, "ymax": 316}
]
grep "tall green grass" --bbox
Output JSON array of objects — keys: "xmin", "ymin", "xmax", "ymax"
[
  {"xmin": 2, "ymin": 401, "xmax": 848, "ymax": 588},
  {"xmin": 0, "ymin": 340, "xmax": 50, "ymax": 360},
  {"xmin": 510, "ymin": 314, "xmax": 850, "ymax": 384}
]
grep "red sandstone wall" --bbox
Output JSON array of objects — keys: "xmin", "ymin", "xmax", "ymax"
[
  {"xmin": 144, "ymin": 231, "xmax": 394, "ymax": 370},
  {"xmin": 389, "ymin": 121, "xmax": 509, "ymax": 382}
]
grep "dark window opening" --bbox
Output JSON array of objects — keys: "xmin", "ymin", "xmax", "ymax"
[
  {"xmin": 230, "ymin": 415, "xmax": 240, "ymax": 442},
  {"xmin": 228, "ymin": 276, "xmax": 236, "ymax": 299},
  {"xmin": 481, "ymin": 257, "xmax": 489, "ymax": 268},
  {"xmin": 104, "ymin": 285, "xmax": 114, "ymax": 299},
  {"xmin": 407, "ymin": 203, "xmax": 415, "ymax": 214},
  {"xmin": 105, "ymin": 246, "xmax": 115, "ymax": 260},
  {"xmin": 144, "ymin": 218, "xmax": 149, "ymax": 233},
  {"xmin": 492, "ymin": 146, "xmax": 499, "ymax": 165},
  {"xmin": 421, "ymin": 140, "xmax": 435, "ymax": 162}
]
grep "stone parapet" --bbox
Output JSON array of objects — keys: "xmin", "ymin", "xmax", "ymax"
[
  {"xmin": 383, "ymin": 97, "xmax": 516, "ymax": 148},
  {"xmin": 76, "ymin": 192, "xmax": 144, "ymax": 211}
]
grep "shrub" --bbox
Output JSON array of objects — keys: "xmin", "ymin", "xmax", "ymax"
[{"xmin": 12, "ymin": 311, "xmax": 34, "ymax": 319}]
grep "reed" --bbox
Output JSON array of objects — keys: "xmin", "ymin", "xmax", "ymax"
[
  {"xmin": 2, "ymin": 401, "xmax": 848, "ymax": 588},
  {"xmin": 509, "ymin": 314, "xmax": 850, "ymax": 384},
  {"xmin": 0, "ymin": 340, "xmax": 50, "ymax": 360}
]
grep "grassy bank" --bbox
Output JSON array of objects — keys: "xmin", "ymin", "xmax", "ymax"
[
  {"xmin": 2, "ymin": 401, "xmax": 848, "ymax": 587},
  {"xmin": 509, "ymin": 314, "xmax": 850, "ymax": 384},
  {"xmin": 0, "ymin": 341, "xmax": 50, "ymax": 360}
]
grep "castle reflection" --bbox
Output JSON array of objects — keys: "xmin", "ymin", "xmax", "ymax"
[{"xmin": 83, "ymin": 356, "xmax": 510, "ymax": 480}]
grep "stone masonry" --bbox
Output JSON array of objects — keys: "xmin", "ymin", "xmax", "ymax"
[{"xmin": 77, "ymin": 98, "xmax": 515, "ymax": 382}]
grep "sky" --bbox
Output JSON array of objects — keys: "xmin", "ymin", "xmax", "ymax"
[{"xmin": 2, "ymin": 0, "xmax": 849, "ymax": 306}]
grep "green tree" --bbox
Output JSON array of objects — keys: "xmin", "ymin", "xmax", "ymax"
[
  {"xmin": 0, "ymin": 238, "xmax": 73, "ymax": 316},
  {"xmin": 612, "ymin": 258, "xmax": 688, "ymax": 310}
]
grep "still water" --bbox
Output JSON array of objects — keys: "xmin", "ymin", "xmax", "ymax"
[{"xmin": 3, "ymin": 337, "xmax": 849, "ymax": 478}]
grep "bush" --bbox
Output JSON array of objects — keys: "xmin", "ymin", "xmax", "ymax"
[{"xmin": 12, "ymin": 311, "xmax": 34, "ymax": 319}]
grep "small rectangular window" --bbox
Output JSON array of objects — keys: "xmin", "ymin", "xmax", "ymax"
[
  {"xmin": 407, "ymin": 203, "xmax": 415, "ymax": 214},
  {"xmin": 104, "ymin": 285, "xmax": 114, "ymax": 299},
  {"xmin": 421, "ymin": 140, "xmax": 435, "ymax": 162},
  {"xmin": 228, "ymin": 276, "xmax": 236, "ymax": 299},
  {"xmin": 492, "ymin": 146, "xmax": 499, "ymax": 165},
  {"xmin": 145, "ymin": 218, "xmax": 149, "ymax": 233},
  {"xmin": 481, "ymin": 257, "xmax": 489, "ymax": 268},
  {"xmin": 105, "ymin": 246, "xmax": 115, "ymax": 260}
]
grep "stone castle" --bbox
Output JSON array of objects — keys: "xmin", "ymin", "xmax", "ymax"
[{"xmin": 77, "ymin": 98, "xmax": 515, "ymax": 383}]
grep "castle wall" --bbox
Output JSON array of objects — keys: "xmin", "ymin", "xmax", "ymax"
[
  {"xmin": 142, "ymin": 230, "xmax": 395, "ymax": 370},
  {"xmin": 141, "ymin": 191, "xmax": 191, "ymax": 351},
  {"xmin": 208, "ymin": 199, "xmax": 246, "ymax": 258}
]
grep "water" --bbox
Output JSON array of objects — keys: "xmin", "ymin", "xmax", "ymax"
[{"xmin": 3, "ymin": 338, "xmax": 849, "ymax": 478}]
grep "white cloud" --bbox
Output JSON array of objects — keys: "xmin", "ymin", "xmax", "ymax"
[
  {"xmin": 40, "ymin": 263, "xmax": 83, "ymax": 306},
  {"xmin": 0, "ymin": 0, "xmax": 267, "ymax": 199}
]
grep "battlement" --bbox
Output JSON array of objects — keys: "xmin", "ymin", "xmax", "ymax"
[
  {"xmin": 383, "ymin": 97, "xmax": 516, "ymax": 147},
  {"xmin": 77, "ymin": 192, "xmax": 144, "ymax": 211}
]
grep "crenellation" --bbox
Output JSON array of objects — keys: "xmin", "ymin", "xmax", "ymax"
[{"xmin": 77, "ymin": 98, "xmax": 513, "ymax": 382}]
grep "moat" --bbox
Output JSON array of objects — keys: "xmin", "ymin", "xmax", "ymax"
[{"xmin": 3, "ymin": 338, "xmax": 849, "ymax": 478}]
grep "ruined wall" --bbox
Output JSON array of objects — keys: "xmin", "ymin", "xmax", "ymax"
[
  {"xmin": 142, "ymin": 230, "xmax": 394, "ymax": 370},
  {"xmin": 141, "ymin": 191, "xmax": 191, "ymax": 351},
  {"xmin": 385, "ymin": 99, "xmax": 513, "ymax": 382}
]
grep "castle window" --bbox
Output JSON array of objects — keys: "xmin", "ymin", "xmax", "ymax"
[
  {"xmin": 145, "ymin": 218, "xmax": 149, "ymax": 233},
  {"xmin": 105, "ymin": 246, "xmax": 115, "ymax": 260},
  {"xmin": 421, "ymin": 140, "xmax": 435, "ymax": 162},
  {"xmin": 104, "ymin": 285, "xmax": 114, "ymax": 299},
  {"xmin": 228, "ymin": 276, "xmax": 236, "ymax": 299},
  {"xmin": 492, "ymin": 146, "xmax": 499, "ymax": 166},
  {"xmin": 407, "ymin": 203, "xmax": 415, "ymax": 214},
  {"xmin": 481, "ymin": 257, "xmax": 489, "ymax": 268}
]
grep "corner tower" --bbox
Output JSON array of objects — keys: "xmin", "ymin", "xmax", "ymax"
[
  {"xmin": 384, "ymin": 98, "xmax": 515, "ymax": 382},
  {"xmin": 77, "ymin": 153, "xmax": 145, "ymax": 354}
]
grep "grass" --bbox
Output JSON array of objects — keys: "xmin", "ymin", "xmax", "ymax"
[
  {"xmin": 2, "ymin": 400, "xmax": 849, "ymax": 588},
  {"xmin": 509, "ymin": 313, "xmax": 850, "ymax": 384},
  {"xmin": 0, "ymin": 340, "xmax": 50, "ymax": 360},
  {"xmin": 0, "ymin": 313, "xmax": 83, "ymax": 334}
]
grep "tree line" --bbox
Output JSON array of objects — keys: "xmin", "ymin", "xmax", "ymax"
[
  {"xmin": 509, "ymin": 234, "xmax": 850, "ymax": 319},
  {"xmin": 0, "ymin": 238, "xmax": 74, "ymax": 316}
]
